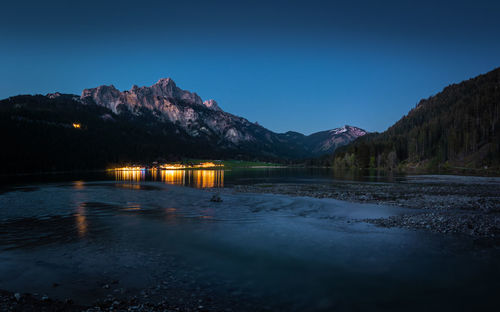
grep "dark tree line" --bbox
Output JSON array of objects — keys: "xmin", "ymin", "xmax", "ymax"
[
  {"xmin": 0, "ymin": 94, "xmax": 282, "ymax": 174},
  {"xmin": 330, "ymin": 67, "xmax": 500, "ymax": 172}
]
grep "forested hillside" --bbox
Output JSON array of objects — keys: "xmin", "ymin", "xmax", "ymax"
[
  {"xmin": 0, "ymin": 95, "xmax": 226, "ymax": 173},
  {"xmin": 332, "ymin": 68, "xmax": 500, "ymax": 172},
  {"xmin": 0, "ymin": 92, "xmax": 363, "ymax": 174}
]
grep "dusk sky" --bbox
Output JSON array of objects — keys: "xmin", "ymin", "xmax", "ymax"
[{"xmin": 1, "ymin": 0, "xmax": 499, "ymax": 134}]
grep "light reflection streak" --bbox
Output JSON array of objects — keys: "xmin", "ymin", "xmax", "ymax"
[
  {"xmin": 73, "ymin": 180, "xmax": 85, "ymax": 190},
  {"xmin": 111, "ymin": 169, "xmax": 224, "ymax": 188},
  {"xmin": 123, "ymin": 202, "xmax": 142, "ymax": 211},
  {"xmin": 75, "ymin": 204, "xmax": 87, "ymax": 237},
  {"xmin": 114, "ymin": 169, "xmax": 146, "ymax": 182},
  {"xmin": 164, "ymin": 207, "xmax": 179, "ymax": 224},
  {"xmin": 161, "ymin": 170, "xmax": 186, "ymax": 185}
]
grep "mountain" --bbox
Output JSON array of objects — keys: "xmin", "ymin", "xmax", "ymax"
[
  {"xmin": 331, "ymin": 67, "xmax": 500, "ymax": 172},
  {"xmin": 80, "ymin": 78, "xmax": 365, "ymax": 151},
  {"xmin": 80, "ymin": 78, "xmax": 271, "ymax": 146},
  {"xmin": 0, "ymin": 79, "xmax": 366, "ymax": 173},
  {"xmin": 304, "ymin": 126, "xmax": 367, "ymax": 155}
]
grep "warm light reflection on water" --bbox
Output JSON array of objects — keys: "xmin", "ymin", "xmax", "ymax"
[
  {"xmin": 123, "ymin": 202, "xmax": 142, "ymax": 211},
  {"xmin": 75, "ymin": 204, "xmax": 87, "ymax": 237},
  {"xmin": 73, "ymin": 180, "xmax": 85, "ymax": 190},
  {"xmin": 161, "ymin": 170, "xmax": 186, "ymax": 185},
  {"xmin": 111, "ymin": 169, "xmax": 224, "ymax": 188},
  {"xmin": 114, "ymin": 169, "xmax": 146, "ymax": 182}
]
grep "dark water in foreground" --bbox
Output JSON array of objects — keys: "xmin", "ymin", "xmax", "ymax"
[{"xmin": 0, "ymin": 169, "xmax": 499, "ymax": 311}]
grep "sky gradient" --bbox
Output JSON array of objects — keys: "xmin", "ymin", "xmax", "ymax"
[{"xmin": 1, "ymin": 0, "xmax": 499, "ymax": 134}]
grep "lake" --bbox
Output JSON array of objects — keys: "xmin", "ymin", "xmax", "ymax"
[{"xmin": 0, "ymin": 168, "xmax": 499, "ymax": 311}]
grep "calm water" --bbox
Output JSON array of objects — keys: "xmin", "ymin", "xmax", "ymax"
[
  {"xmin": 0, "ymin": 169, "xmax": 499, "ymax": 311},
  {"xmin": 1, "ymin": 168, "xmax": 409, "ymax": 188}
]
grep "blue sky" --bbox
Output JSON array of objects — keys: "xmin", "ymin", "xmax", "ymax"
[{"xmin": 1, "ymin": 0, "xmax": 499, "ymax": 134}]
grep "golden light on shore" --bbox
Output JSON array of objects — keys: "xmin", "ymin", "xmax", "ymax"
[
  {"xmin": 111, "ymin": 162, "xmax": 222, "ymax": 172},
  {"xmin": 113, "ymin": 166, "xmax": 146, "ymax": 171},
  {"xmin": 160, "ymin": 164, "xmax": 186, "ymax": 170},
  {"xmin": 72, "ymin": 123, "xmax": 81, "ymax": 129},
  {"xmin": 196, "ymin": 162, "xmax": 222, "ymax": 168},
  {"xmin": 159, "ymin": 162, "xmax": 223, "ymax": 170}
]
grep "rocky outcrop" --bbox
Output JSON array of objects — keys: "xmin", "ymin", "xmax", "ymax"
[
  {"xmin": 202, "ymin": 99, "xmax": 221, "ymax": 111},
  {"xmin": 81, "ymin": 78, "xmax": 204, "ymax": 114},
  {"xmin": 81, "ymin": 78, "xmax": 235, "ymax": 140}
]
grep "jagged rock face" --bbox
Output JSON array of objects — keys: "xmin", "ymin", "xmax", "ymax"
[
  {"xmin": 80, "ymin": 78, "xmax": 366, "ymax": 157},
  {"xmin": 81, "ymin": 78, "xmax": 204, "ymax": 114},
  {"xmin": 81, "ymin": 78, "xmax": 255, "ymax": 144},
  {"xmin": 203, "ymin": 99, "xmax": 221, "ymax": 111}
]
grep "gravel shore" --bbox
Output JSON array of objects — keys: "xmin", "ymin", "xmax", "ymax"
[
  {"xmin": 0, "ymin": 288, "xmax": 245, "ymax": 312},
  {"xmin": 231, "ymin": 179, "xmax": 500, "ymax": 239}
]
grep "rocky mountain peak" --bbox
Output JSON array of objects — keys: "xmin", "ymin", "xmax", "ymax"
[
  {"xmin": 152, "ymin": 77, "xmax": 176, "ymax": 93},
  {"xmin": 344, "ymin": 125, "xmax": 367, "ymax": 136},
  {"xmin": 149, "ymin": 78, "xmax": 203, "ymax": 105},
  {"xmin": 155, "ymin": 77, "xmax": 174, "ymax": 85},
  {"xmin": 203, "ymin": 99, "xmax": 221, "ymax": 111},
  {"xmin": 78, "ymin": 77, "xmax": 366, "ymax": 155},
  {"xmin": 81, "ymin": 78, "xmax": 205, "ymax": 113},
  {"xmin": 329, "ymin": 125, "xmax": 367, "ymax": 136}
]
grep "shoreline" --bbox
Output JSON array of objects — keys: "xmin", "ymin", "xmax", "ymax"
[
  {"xmin": 230, "ymin": 182, "xmax": 500, "ymax": 240},
  {"xmin": 0, "ymin": 289, "xmax": 213, "ymax": 312},
  {"xmin": 2, "ymin": 166, "xmax": 499, "ymax": 178}
]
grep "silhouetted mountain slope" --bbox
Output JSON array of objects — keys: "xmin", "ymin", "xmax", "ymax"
[
  {"xmin": 1, "ymin": 94, "xmax": 216, "ymax": 173},
  {"xmin": 332, "ymin": 68, "xmax": 500, "ymax": 171}
]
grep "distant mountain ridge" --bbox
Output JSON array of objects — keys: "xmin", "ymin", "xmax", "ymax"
[
  {"xmin": 78, "ymin": 78, "xmax": 366, "ymax": 153},
  {"xmin": 0, "ymin": 79, "xmax": 366, "ymax": 172}
]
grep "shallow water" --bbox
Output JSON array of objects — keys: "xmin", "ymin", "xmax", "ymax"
[{"xmin": 0, "ymin": 172, "xmax": 499, "ymax": 311}]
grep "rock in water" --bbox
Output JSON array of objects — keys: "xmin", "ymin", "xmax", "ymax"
[{"xmin": 210, "ymin": 194, "xmax": 223, "ymax": 202}]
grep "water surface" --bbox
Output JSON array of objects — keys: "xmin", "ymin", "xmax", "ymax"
[{"xmin": 0, "ymin": 170, "xmax": 499, "ymax": 311}]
